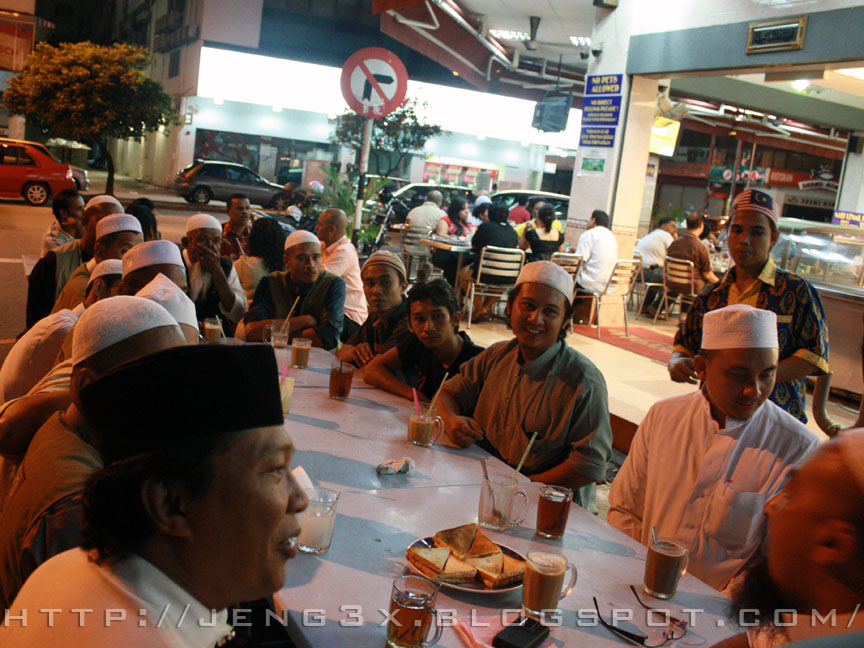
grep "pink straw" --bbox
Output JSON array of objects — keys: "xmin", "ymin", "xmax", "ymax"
[
  {"xmin": 280, "ymin": 362, "xmax": 289, "ymax": 385},
  {"xmin": 412, "ymin": 388, "xmax": 422, "ymax": 418}
]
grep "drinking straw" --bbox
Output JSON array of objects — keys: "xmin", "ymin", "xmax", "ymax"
[
  {"xmin": 480, "ymin": 457, "xmax": 489, "ymax": 481},
  {"xmin": 412, "ymin": 388, "xmax": 422, "ymax": 418},
  {"xmin": 426, "ymin": 373, "xmax": 449, "ymax": 416},
  {"xmin": 215, "ymin": 314, "xmax": 224, "ymax": 340},
  {"xmin": 281, "ymin": 296, "xmax": 300, "ymax": 334},
  {"xmin": 651, "ymin": 526, "xmax": 659, "ymax": 545},
  {"xmin": 280, "ymin": 362, "xmax": 289, "ymax": 385},
  {"xmin": 511, "ymin": 432, "xmax": 538, "ymax": 484}
]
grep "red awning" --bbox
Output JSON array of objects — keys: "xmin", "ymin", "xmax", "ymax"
[{"xmin": 373, "ymin": 0, "xmax": 421, "ymax": 13}]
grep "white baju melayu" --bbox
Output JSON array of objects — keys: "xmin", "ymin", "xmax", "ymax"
[
  {"xmin": 608, "ymin": 390, "xmax": 818, "ymax": 591},
  {"xmin": 322, "ymin": 235, "xmax": 367, "ymax": 326},
  {"xmin": 574, "ymin": 225, "xmax": 618, "ymax": 294},
  {"xmin": 635, "ymin": 228, "xmax": 673, "ymax": 269},
  {"xmin": 0, "ymin": 548, "xmax": 232, "ymax": 647},
  {"xmin": 182, "ymin": 249, "xmax": 247, "ymax": 323}
]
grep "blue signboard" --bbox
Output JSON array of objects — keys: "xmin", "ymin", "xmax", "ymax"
[
  {"xmin": 832, "ymin": 210, "xmax": 864, "ymax": 227},
  {"xmin": 581, "ymin": 95, "xmax": 622, "ymax": 126},
  {"xmin": 579, "ymin": 127, "xmax": 616, "ymax": 148},
  {"xmin": 585, "ymin": 74, "xmax": 623, "ymax": 96}
]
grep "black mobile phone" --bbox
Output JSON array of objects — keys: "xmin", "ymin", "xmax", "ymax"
[{"xmin": 492, "ymin": 617, "xmax": 550, "ymax": 648}]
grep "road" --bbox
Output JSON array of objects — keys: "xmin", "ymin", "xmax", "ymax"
[{"xmin": 0, "ymin": 199, "xmax": 214, "ymax": 367}]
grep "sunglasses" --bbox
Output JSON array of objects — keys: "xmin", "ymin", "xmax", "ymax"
[{"xmin": 593, "ymin": 586, "xmax": 688, "ymax": 647}]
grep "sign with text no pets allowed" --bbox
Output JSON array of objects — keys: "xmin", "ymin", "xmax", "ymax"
[{"xmin": 340, "ymin": 47, "xmax": 408, "ymax": 118}]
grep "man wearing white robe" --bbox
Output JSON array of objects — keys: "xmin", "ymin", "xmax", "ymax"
[{"xmin": 608, "ymin": 304, "xmax": 819, "ymax": 591}]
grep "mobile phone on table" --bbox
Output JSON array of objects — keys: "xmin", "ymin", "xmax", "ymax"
[{"xmin": 492, "ymin": 616, "xmax": 550, "ymax": 648}]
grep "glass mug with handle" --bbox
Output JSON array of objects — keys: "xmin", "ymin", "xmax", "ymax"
[
  {"xmin": 386, "ymin": 575, "xmax": 443, "ymax": 648},
  {"xmin": 522, "ymin": 550, "xmax": 578, "ymax": 619},
  {"xmin": 262, "ymin": 321, "xmax": 289, "ymax": 348},
  {"xmin": 477, "ymin": 475, "xmax": 528, "ymax": 531}
]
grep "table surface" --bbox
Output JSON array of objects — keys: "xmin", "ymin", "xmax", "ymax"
[
  {"xmin": 274, "ymin": 347, "xmax": 736, "ymax": 648},
  {"xmin": 420, "ymin": 237, "xmax": 472, "ymax": 253}
]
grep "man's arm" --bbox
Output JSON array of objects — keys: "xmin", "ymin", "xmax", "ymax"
[
  {"xmin": 776, "ymin": 356, "xmax": 821, "ymax": 384},
  {"xmin": 438, "ymin": 388, "xmax": 484, "ymax": 448},
  {"xmin": 607, "ymin": 418, "xmax": 652, "ymax": 541},
  {"xmin": 25, "ymin": 253, "xmax": 57, "ymax": 330},
  {"xmin": 310, "ymin": 277, "xmax": 344, "ymax": 351},
  {"xmin": 0, "ymin": 391, "xmax": 72, "ymax": 457},
  {"xmin": 668, "ymin": 293, "xmax": 707, "ymax": 383},
  {"xmin": 363, "ymin": 347, "xmax": 414, "ymax": 400},
  {"xmin": 528, "ymin": 465, "xmax": 595, "ymax": 492},
  {"xmin": 789, "ymin": 278, "xmax": 830, "ymax": 377},
  {"xmin": 243, "ymin": 277, "xmax": 275, "ymax": 341}
]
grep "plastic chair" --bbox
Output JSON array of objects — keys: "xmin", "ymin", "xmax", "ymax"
[
  {"xmin": 652, "ymin": 257, "xmax": 697, "ymax": 325},
  {"xmin": 572, "ymin": 259, "xmax": 641, "ymax": 338},
  {"xmin": 464, "ymin": 246, "xmax": 525, "ymax": 329}
]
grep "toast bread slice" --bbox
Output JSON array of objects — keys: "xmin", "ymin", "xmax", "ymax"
[
  {"xmin": 433, "ymin": 523, "xmax": 477, "ymax": 559},
  {"xmin": 466, "ymin": 553, "xmax": 504, "ymax": 588},
  {"xmin": 437, "ymin": 555, "xmax": 477, "ymax": 583},
  {"xmin": 494, "ymin": 553, "xmax": 525, "ymax": 587},
  {"xmin": 465, "ymin": 529, "xmax": 502, "ymax": 559},
  {"xmin": 406, "ymin": 546, "xmax": 450, "ymax": 577}
]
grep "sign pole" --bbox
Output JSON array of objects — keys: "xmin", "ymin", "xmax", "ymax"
[{"xmin": 353, "ymin": 117, "xmax": 374, "ymax": 246}]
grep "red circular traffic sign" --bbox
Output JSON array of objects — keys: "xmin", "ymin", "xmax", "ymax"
[{"xmin": 340, "ymin": 47, "xmax": 408, "ymax": 118}]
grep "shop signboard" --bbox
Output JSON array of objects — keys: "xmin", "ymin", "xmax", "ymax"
[
  {"xmin": 709, "ymin": 165, "xmax": 767, "ymax": 185},
  {"xmin": 340, "ymin": 47, "xmax": 408, "ymax": 118},
  {"xmin": 0, "ymin": 18, "xmax": 33, "ymax": 73},
  {"xmin": 580, "ymin": 74, "xmax": 622, "ymax": 149},
  {"xmin": 768, "ymin": 168, "xmax": 838, "ymax": 193},
  {"xmin": 832, "ymin": 210, "xmax": 864, "ymax": 228}
]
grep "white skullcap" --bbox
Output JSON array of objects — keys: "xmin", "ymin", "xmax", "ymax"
[
  {"xmin": 833, "ymin": 429, "xmax": 864, "ymax": 496},
  {"xmin": 122, "ymin": 240, "xmax": 184, "ymax": 277},
  {"xmin": 308, "ymin": 181, "xmax": 324, "ymax": 192},
  {"xmin": 96, "ymin": 214, "xmax": 143, "ymax": 240},
  {"xmin": 702, "ymin": 304, "xmax": 778, "ymax": 350},
  {"xmin": 84, "ymin": 195, "xmax": 123, "ymax": 212},
  {"xmin": 515, "ymin": 260, "xmax": 574, "ymax": 299},
  {"xmin": 136, "ymin": 273, "xmax": 198, "ymax": 329},
  {"xmin": 185, "ymin": 213, "xmax": 222, "ymax": 233},
  {"xmin": 72, "ymin": 295, "xmax": 180, "ymax": 364},
  {"xmin": 474, "ymin": 195, "xmax": 491, "ymax": 206},
  {"xmin": 87, "ymin": 259, "xmax": 123, "ymax": 287},
  {"xmin": 285, "ymin": 206, "xmax": 302, "ymax": 218},
  {"xmin": 284, "ymin": 229, "xmax": 320, "ymax": 250}
]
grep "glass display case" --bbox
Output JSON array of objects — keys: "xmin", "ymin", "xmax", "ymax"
[{"xmin": 774, "ymin": 218, "xmax": 864, "ymax": 294}]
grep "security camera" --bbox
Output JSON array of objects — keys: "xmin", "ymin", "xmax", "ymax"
[
  {"xmin": 579, "ymin": 50, "xmax": 590, "ymax": 60},
  {"xmin": 591, "ymin": 42, "xmax": 604, "ymax": 57}
]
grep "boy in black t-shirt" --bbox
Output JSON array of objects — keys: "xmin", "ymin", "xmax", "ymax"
[{"xmin": 363, "ymin": 279, "xmax": 483, "ymax": 401}]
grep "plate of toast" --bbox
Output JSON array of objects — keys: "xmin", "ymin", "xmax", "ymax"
[{"xmin": 405, "ymin": 522, "xmax": 525, "ymax": 593}]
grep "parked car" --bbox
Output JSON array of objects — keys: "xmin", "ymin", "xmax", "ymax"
[
  {"xmin": 0, "ymin": 138, "xmax": 76, "ymax": 205},
  {"xmin": 3, "ymin": 139, "xmax": 91, "ymax": 191},
  {"xmin": 374, "ymin": 182, "xmax": 475, "ymax": 223},
  {"xmin": 490, "ymin": 190, "xmax": 570, "ymax": 222},
  {"xmin": 173, "ymin": 160, "xmax": 290, "ymax": 209}
]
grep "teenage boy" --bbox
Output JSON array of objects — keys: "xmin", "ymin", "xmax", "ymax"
[{"xmin": 364, "ymin": 279, "xmax": 484, "ymax": 401}]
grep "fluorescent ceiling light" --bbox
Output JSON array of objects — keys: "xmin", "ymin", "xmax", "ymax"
[
  {"xmin": 490, "ymin": 29, "xmax": 530, "ymax": 41},
  {"xmin": 836, "ymin": 67, "xmax": 864, "ymax": 81},
  {"xmin": 791, "ymin": 79, "xmax": 810, "ymax": 92},
  {"xmin": 570, "ymin": 36, "xmax": 591, "ymax": 47}
]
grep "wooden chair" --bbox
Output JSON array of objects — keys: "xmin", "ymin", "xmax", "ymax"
[
  {"xmin": 550, "ymin": 252, "xmax": 584, "ymax": 282},
  {"xmin": 651, "ymin": 256, "xmax": 698, "ymax": 325},
  {"xmin": 464, "ymin": 246, "xmax": 525, "ymax": 329},
  {"xmin": 399, "ymin": 224, "xmax": 432, "ymax": 281},
  {"xmin": 572, "ymin": 259, "xmax": 641, "ymax": 338}
]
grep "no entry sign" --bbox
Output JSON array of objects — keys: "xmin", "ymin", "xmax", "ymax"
[{"xmin": 340, "ymin": 47, "xmax": 408, "ymax": 118}]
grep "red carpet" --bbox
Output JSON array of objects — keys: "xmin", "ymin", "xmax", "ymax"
[{"xmin": 571, "ymin": 326, "xmax": 675, "ymax": 363}]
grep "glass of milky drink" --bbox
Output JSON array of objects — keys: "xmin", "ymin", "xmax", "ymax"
[
  {"xmin": 386, "ymin": 575, "xmax": 443, "ymax": 648},
  {"xmin": 522, "ymin": 550, "xmax": 577, "ymax": 619},
  {"xmin": 407, "ymin": 411, "xmax": 444, "ymax": 447},
  {"xmin": 291, "ymin": 337, "xmax": 312, "ymax": 369},
  {"xmin": 297, "ymin": 487, "xmax": 339, "ymax": 553},
  {"xmin": 203, "ymin": 318, "xmax": 221, "ymax": 343},
  {"xmin": 643, "ymin": 537, "xmax": 688, "ymax": 599},
  {"xmin": 536, "ymin": 485, "xmax": 573, "ymax": 539}
]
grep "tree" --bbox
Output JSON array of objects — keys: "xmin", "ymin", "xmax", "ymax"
[
  {"xmin": 3, "ymin": 42, "xmax": 178, "ymax": 195},
  {"xmin": 329, "ymin": 98, "xmax": 444, "ymax": 178}
]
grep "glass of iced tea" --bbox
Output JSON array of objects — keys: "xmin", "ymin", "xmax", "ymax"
[
  {"xmin": 203, "ymin": 318, "xmax": 221, "ymax": 343},
  {"xmin": 329, "ymin": 360, "xmax": 354, "ymax": 400},
  {"xmin": 386, "ymin": 575, "xmax": 443, "ymax": 648},
  {"xmin": 536, "ymin": 485, "xmax": 573, "ymax": 539}
]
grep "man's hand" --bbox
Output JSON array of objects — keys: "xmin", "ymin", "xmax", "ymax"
[
  {"xmin": 668, "ymin": 355, "xmax": 698, "ymax": 384},
  {"xmin": 351, "ymin": 342, "xmax": 375, "ymax": 367},
  {"xmin": 446, "ymin": 416, "xmax": 484, "ymax": 448},
  {"xmin": 196, "ymin": 243, "xmax": 223, "ymax": 275}
]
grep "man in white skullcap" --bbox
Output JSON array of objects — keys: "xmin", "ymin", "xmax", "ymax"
[
  {"xmin": 120, "ymin": 239, "xmax": 188, "ymax": 294},
  {"xmin": 670, "ymin": 188, "xmax": 829, "ymax": 424},
  {"xmin": 337, "ymin": 250, "xmax": 410, "ymax": 366},
  {"xmin": 26, "ymin": 195, "xmax": 124, "ymax": 329},
  {"xmin": 51, "ymin": 213, "xmax": 143, "ymax": 314},
  {"xmin": 0, "ymin": 296, "xmax": 186, "ymax": 614},
  {"xmin": 136, "ymin": 274, "xmax": 200, "ymax": 344},
  {"xmin": 609, "ymin": 304, "xmax": 819, "ymax": 592},
  {"xmin": 245, "ymin": 229, "xmax": 345, "ymax": 350},
  {"xmin": 438, "ymin": 261, "xmax": 612, "ymax": 511},
  {"xmin": 0, "ymin": 261, "xmax": 122, "ymax": 404},
  {"xmin": 182, "ymin": 213, "xmax": 246, "ymax": 334}
]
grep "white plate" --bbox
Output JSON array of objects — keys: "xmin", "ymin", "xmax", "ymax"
[{"xmin": 406, "ymin": 537, "xmax": 525, "ymax": 594}]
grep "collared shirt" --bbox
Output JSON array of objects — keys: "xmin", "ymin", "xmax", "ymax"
[
  {"xmin": 673, "ymin": 258, "xmax": 829, "ymax": 422},
  {"xmin": 575, "ymin": 226, "xmax": 618, "ymax": 294},
  {"xmin": 405, "ymin": 201, "xmax": 446, "ymax": 230},
  {"xmin": 346, "ymin": 298, "xmax": 411, "ymax": 355},
  {"xmin": 220, "ymin": 220, "xmax": 252, "ymax": 261},
  {"xmin": 1, "ymin": 548, "xmax": 232, "ymax": 647},
  {"xmin": 666, "ymin": 232, "xmax": 712, "ymax": 293},
  {"xmin": 635, "ymin": 228, "xmax": 673, "ymax": 269},
  {"xmin": 182, "ymin": 249, "xmax": 247, "ymax": 323},
  {"xmin": 322, "ymin": 236, "xmax": 367, "ymax": 326},
  {"xmin": 397, "ymin": 331, "xmax": 484, "ymax": 400},
  {"xmin": 445, "ymin": 339, "xmax": 612, "ymax": 511},
  {"xmin": 509, "ymin": 205, "xmax": 531, "ymax": 224},
  {"xmin": 40, "ymin": 222, "xmax": 75, "ymax": 257},
  {"xmin": 608, "ymin": 390, "xmax": 818, "ymax": 591}
]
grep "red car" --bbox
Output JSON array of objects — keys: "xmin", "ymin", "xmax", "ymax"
[{"xmin": 0, "ymin": 138, "xmax": 76, "ymax": 205}]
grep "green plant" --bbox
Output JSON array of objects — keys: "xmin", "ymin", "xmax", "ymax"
[{"xmin": 311, "ymin": 164, "xmax": 389, "ymax": 237}]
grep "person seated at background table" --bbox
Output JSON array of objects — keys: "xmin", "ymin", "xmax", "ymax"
[
  {"xmin": 572, "ymin": 209, "xmax": 618, "ymax": 324},
  {"xmin": 125, "ymin": 202, "xmax": 160, "ymax": 242},
  {"xmin": 668, "ymin": 189, "xmax": 829, "ymax": 423},
  {"xmin": 0, "ymin": 295, "xmax": 189, "ymax": 614},
  {"xmin": 508, "ymin": 194, "xmax": 531, "ymax": 225},
  {"xmin": 317, "ymin": 208, "xmax": 367, "ymax": 342},
  {"xmin": 40, "ymin": 189, "xmax": 84, "ymax": 256},
  {"xmin": 338, "ymin": 250, "xmax": 410, "ymax": 367},
  {"xmin": 519, "ymin": 204, "xmax": 564, "ymax": 262},
  {"xmin": 609, "ymin": 305, "xmax": 818, "ymax": 592},
  {"xmin": 710, "ymin": 429, "xmax": 864, "ymax": 648},
  {"xmin": 405, "ymin": 189, "xmax": 445, "ymax": 230},
  {"xmin": 0, "ymin": 344, "xmax": 308, "ymax": 645},
  {"xmin": 234, "ymin": 216, "xmax": 286, "ymax": 301},
  {"xmin": 470, "ymin": 199, "xmax": 490, "ymax": 225},
  {"xmin": 51, "ymin": 213, "xmax": 143, "ymax": 314},
  {"xmin": 363, "ymin": 279, "xmax": 484, "ymax": 401},
  {"xmin": 245, "ymin": 230, "xmax": 345, "ymax": 350},
  {"xmin": 439, "ymin": 261, "xmax": 612, "ymax": 511},
  {"xmin": 220, "ymin": 193, "xmax": 254, "ymax": 260},
  {"xmin": 457, "ymin": 202, "xmax": 520, "ymax": 323},
  {"xmin": 431, "ymin": 197, "xmax": 476, "ymax": 286},
  {"xmin": 635, "ymin": 215, "xmax": 677, "ymax": 296},
  {"xmin": 181, "ymin": 213, "xmax": 247, "ymax": 336}
]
